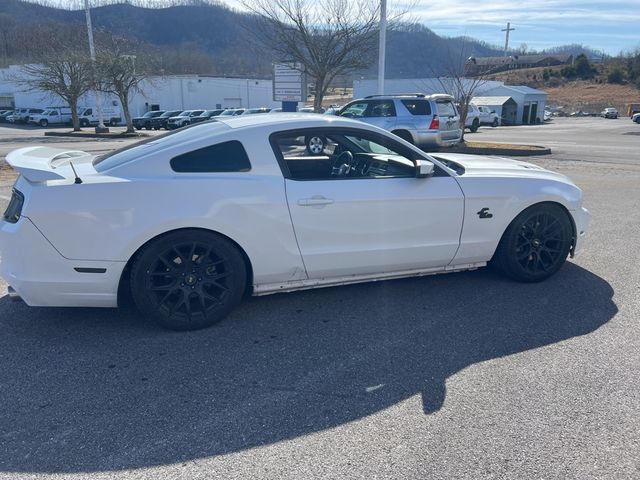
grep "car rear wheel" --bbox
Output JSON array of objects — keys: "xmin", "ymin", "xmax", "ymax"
[
  {"xmin": 392, "ymin": 130, "xmax": 414, "ymax": 144},
  {"xmin": 492, "ymin": 118, "xmax": 499, "ymax": 127},
  {"xmin": 130, "ymin": 230, "xmax": 247, "ymax": 331},
  {"xmin": 492, "ymin": 203, "xmax": 573, "ymax": 282},
  {"xmin": 470, "ymin": 119, "xmax": 480, "ymax": 133}
]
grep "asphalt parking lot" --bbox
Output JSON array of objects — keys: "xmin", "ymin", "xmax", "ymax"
[{"xmin": 0, "ymin": 118, "xmax": 639, "ymax": 479}]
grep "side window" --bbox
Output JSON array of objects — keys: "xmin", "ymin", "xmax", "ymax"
[
  {"xmin": 401, "ymin": 99, "xmax": 432, "ymax": 116},
  {"xmin": 85, "ymin": 108, "xmax": 92, "ymax": 116},
  {"xmin": 170, "ymin": 140, "xmax": 251, "ymax": 173},
  {"xmin": 340, "ymin": 102, "xmax": 369, "ymax": 118},
  {"xmin": 271, "ymin": 129, "xmax": 418, "ymax": 181},
  {"xmin": 365, "ymin": 100, "xmax": 396, "ymax": 118},
  {"xmin": 437, "ymin": 101, "xmax": 456, "ymax": 117}
]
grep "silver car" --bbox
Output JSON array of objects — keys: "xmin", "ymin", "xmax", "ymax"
[{"xmin": 335, "ymin": 94, "xmax": 462, "ymax": 150}]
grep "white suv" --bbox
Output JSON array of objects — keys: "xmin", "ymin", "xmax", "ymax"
[{"xmin": 337, "ymin": 94, "xmax": 462, "ymax": 150}]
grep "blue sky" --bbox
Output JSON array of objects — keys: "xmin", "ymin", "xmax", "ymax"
[{"xmin": 224, "ymin": 0, "xmax": 640, "ymax": 55}]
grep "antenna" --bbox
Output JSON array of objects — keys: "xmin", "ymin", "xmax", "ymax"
[{"xmin": 69, "ymin": 161, "xmax": 83, "ymax": 184}]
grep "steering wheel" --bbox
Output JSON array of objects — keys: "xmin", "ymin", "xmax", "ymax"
[{"xmin": 331, "ymin": 151, "xmax": 355, "ymax": 177}]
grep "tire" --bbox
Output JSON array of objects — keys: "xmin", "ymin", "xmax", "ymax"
[
  {"xmin": 492, "ymin": 203, "xmax": 573, "ymax": 283},
  {"xmin": 39, "ymin": 119, "xmax": 48, "ymax": 127},
  {"xmin": 306, "ymin": 135, "xmax": 326, "ymax": 154},
  {"xmin": 392, "ymin": 130, "xmax": 414, "ymax": 144},
  {"xmin": 130, "ymin": 230, "xmax": 247, "ymax": 331},
  {"xmin": 492, "ymin": 118, "xmax": 499, "ymax": 127},
  {"xmin": 109, "ymin": 119, "xmax": 117, "ymax": 127},
  {"xmin": 80, "ymin": 119, "xmax": 89, "ymax": 127},
  {"xmin": 470, "ymin": 119, "xmax": 480, "ymax": 133}
]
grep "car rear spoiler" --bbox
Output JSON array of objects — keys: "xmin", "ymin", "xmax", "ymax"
[{"xmin": 5, "ymin": 146, "xmax": 92, "ymax": 182}]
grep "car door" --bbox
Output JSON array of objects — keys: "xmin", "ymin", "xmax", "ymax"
[
  {"xmin": 273, "ymin": 127, "xmax": 464, "ymax": 279},
  {"xmin": 362, "ymin": 100, "xmax": 397, "ymax": 131}
]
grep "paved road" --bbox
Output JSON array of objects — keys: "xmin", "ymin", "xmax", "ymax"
[
  {"xmin": 471, "ymin": 116, "xmax": 640, "ymax": 164},
  {"xmin": 0, "ymin": 120, "xmax": 639, "ymax": 479}
]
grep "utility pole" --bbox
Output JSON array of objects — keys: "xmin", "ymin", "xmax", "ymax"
[
  {"xmin": 502, "ymin": 22, "xmax": 515, "ymax": 57},
  {"xmin": 377, "ymin": 0, "xmax": 387, "ymax": 95},
  {"xmin": 84, "ymin": 0, "xmax": 108, "ymax": 132}
]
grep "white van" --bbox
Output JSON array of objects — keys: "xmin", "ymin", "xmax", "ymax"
[{"xmin": 78, "ymin": 106, "xmax": 122, "ymax": 127}]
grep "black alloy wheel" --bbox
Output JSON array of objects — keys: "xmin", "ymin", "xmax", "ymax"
[
  {"xmin": 130, "ymin": 230, "xmax": 246, "ymax": 331},
  {"xmin": 492, "ymin": 203, "xmax": 572, "ymax": 282}
]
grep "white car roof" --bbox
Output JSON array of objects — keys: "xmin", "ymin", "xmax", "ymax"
[{"xmin": 214, "ymin": 112, "xmax": 367, "ymax": 130}]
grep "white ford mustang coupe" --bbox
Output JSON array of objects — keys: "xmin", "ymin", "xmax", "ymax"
[{"xmin": 1, "ymin": 114, "xmax": 590, "ymax": 330}]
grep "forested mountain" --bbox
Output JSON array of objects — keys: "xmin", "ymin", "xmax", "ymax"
[{"xmin": 0, "ymin": 0, "xmax": 602, "ymax": 79}]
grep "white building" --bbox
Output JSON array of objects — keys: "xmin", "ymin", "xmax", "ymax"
[
  {"xmin": 353, "ymin": 78, "xmax": 547, "ymax": 125},
  {"xmin": 0, "ymin": 65, "xmax": 280, "ymax": 116}
]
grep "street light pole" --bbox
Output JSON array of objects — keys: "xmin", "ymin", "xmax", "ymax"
[
  {"xmin": 377, "ymin": 0, "xmax": 387, "ymax": 95},
  {"xmin": 84, "ymin": 0, "xmax": 108, "ymax": 132}
]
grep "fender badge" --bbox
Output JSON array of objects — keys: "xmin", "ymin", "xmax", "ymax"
[{"xmin": 477, "ymin": 207, "xmax": 493, "ymax": 219}]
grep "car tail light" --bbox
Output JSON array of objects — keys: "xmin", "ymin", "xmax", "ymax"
[
  {"xmin": 429, "ymin": 116, "xmax": 440, "ymax": 130},
  {"xmin": 3, "ymin": 189, "xmax": 24, "ymax": 224}
]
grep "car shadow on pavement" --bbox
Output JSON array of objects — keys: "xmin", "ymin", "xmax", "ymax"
[{"xmin": 0, "ymin": 263, "xmax": 617, "ymax": 473}]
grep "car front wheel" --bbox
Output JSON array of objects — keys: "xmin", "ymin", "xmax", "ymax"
[
  {"xmin": 492, "ymin": 118, "xmax": 499, "ymax": 127},
  {"xmin": 492, "ymin": 203, "xmax": 573, "ymax": 282},
  {"xmin": 130, "ymin": 230, "xmax": 247, "ymax": 331}
]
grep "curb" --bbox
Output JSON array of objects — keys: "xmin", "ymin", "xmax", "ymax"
[
  {"xmin": 446, "ymin": 144, "xmax": 551, "ymax": 157},
  {"xmin": 44, "ymin": 131, "xmax": 148, "ymax": 139}
]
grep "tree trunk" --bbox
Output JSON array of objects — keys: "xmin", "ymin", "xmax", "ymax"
[
  {"xmin": 313, "ymin": 76, "xmax": 325, "ymax": 113},
  {"xmin": 120, "ymin": 91, "xmax": 133, "ymax": 133},
  {"xmin": 69, "ymin": 97, "xmax": 80, "ymax": 131}
]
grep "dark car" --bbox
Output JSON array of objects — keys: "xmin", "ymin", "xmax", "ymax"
[
  {"xmin": 148, "ymin": 110, "xmax": 184, "ymax": 130},
  {"xmin": 190, "ymin": 109, "xmax": 225, "ymax": 124},
  {"xmin": 132, "ymin": 110, "xmax": 165, "ymax": 130},
  {"xmin": 166, "ymin": 110, "xmax": 205, "ymax": 129}
]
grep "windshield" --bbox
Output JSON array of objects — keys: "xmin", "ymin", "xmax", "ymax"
[
  {"xmin": 161, "ymin": 111, "xmax": 178, "ymax": 118},
  {"xmin": 220, "ymin": 110, "xmax": 236, "ymax": 116}
]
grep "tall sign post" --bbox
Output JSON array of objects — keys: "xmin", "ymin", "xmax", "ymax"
[
  {"xmin": 84, "ymin": 0, "xmax": 108, "ymax": 132},
  {"xmin": 273, "ymin": 62, "xmax": 306, "ymax": 112},
  {"xmin": 377, "ymin": 0, "xmax": 387, "ymax": 95}
]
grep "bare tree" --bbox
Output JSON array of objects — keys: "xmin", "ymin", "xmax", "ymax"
[
  {"xmin": 19, "ymin": 48, "xmax": 94, "ymax": 131},
  {"xmin": 422, "ymin": 41, "xmax": 494, "ymax": 141},
  {"xmin": 96, "ymin": 36, "xmax": 156, "ymax": 133},
  {"xmin": 242, "ymin": 0, "xmax": 390, "ymax": 112}
]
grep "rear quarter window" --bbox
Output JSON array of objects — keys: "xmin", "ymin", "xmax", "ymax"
[
  {"xmin": 401, "ymin": 100, "xmax": 431, "ymax": 116},
  {"xmin": 436, "ymin": 101, "xmax": 457, "ymax": 117},
  {"xmin": 170, "ymin": 140, "xmax": 251, "ymax": 173}
]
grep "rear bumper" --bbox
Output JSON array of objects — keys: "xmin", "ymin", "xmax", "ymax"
[
  {"xmin": 0, "ymin": 217, "xmax": 125, "ymax": 307},
  {"xmin": 413, "ymin": 129, "xmax": 462, "ymax": 147},
  {"xmin": 571, "ymin": 206, "xmax": 591, "ymax": 256}
]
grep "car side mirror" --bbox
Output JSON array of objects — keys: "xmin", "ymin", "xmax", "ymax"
[{"xmin": 416, "ymin": 159, "xmax": 435, "ymax": 178}]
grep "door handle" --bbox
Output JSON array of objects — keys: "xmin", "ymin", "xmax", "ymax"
[{"xmin": 298, "ymin": 196, "xmax": 334, "ymax": 206}]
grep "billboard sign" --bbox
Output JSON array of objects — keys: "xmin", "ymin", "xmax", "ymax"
[{"xmin": 273, "ymin": 62, "xmax": 307, "ymax": 102}]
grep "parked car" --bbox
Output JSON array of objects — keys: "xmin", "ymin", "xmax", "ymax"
[
  {"xmin": 0, "ymin": 110, "xmax": 13, "ymax": 123},
  {"xmin": 240, "ymin": 107, "xmax": 271, "ymax": 115},
  {"xmin": 336, "ymin": 93, "xmax": 461, "ymax": 151},
  {"xmin": 166, "ymin": 110, "xmax": 205, "ymax": 129},
  {"xmin": 219, "ymin": 108, "xmax": 246, "ymax": 117},
  {"xmin": 9, "ymin": 108, "xmax": 43, "ymax": 124},
  {"xmin": 462, "ymin": 103, "xmax": 481, "ymax": 132},
  {"xmin": 477, "ymin": 106, "xmax": 501, "ymax": 127},
  {"xmin": 631, "ymin": 112, "xmax": 640, "ymax": 123},
  {"xmin": 149, "ymin": 110, "xmax": 184, "ymax": 130},
  {"xmin": 28, "ymin": 107, "xmax": 72, "ymax": 127},
  {"xmin": 190, "ymin": 109, "xmax": 226, "ymax": 124},
  {"xmin": 600, "ymin": 108, "xmax": 618, "ymax": 119},
  {"xmin": 132, "ymin": 111, "xmax": 165, "ymax": 130},
  {"xmin": 1, "ymin": 114, "xmax": 590, "ymax": 331}
]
